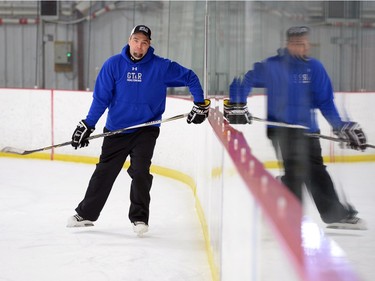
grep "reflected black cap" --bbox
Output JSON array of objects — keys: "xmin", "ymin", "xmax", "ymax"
[
  {"xmin": 286, "ymin": 26, "xmax": 310, "ymax": 39},
  {"xmin": 130, "ymin": 25, "xmax": 151, "ymax": 40}
]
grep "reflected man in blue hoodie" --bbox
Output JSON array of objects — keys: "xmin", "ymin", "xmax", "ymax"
[{"xmin": 224, "ymin": 26, "xmax": 367, "ymax": 230}]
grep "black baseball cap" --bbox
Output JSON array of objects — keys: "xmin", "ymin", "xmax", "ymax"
[
  {"xmin": 130, "ymin": 25, "xmax": 151, "ymax": 40},
  {"xmin": 286, "ymin": 26, "xmax": 310, "ymax": 39}
]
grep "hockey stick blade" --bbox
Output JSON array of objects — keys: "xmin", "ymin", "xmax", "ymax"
[
  {"xmin": 252, "ymin": 116, "xmax": 308, "ymax": 129},
  {"xmin": 306, "ymin": 133, "xmax": 375, "ymax": 149},
  {"xmin": 1, "ymin": 113, "xmax": 189, "ymax": 156}
]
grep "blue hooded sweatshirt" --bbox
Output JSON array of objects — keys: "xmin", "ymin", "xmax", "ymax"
[
  {"xmin": 231, "ymin": 48, "xmax": 344, "ymax": 133},
  {"xmin": 85, "ymin": 45, "xmax": 204, "ymax": 131}
]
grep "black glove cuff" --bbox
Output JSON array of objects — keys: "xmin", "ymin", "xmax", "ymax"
[
  {"xmin": 194, "ymin": 99, "xmax": 211, "ymax": 108},
  {"xmin": 81, "ymin": 120, "xmax": 95, "ymax": 131}
]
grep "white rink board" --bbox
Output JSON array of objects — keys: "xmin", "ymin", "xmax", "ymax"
[{"xmin": 1, "ymin": 89, "xmax": 373, "ymax": 165}]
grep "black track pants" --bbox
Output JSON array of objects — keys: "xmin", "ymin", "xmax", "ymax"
[
  {"xmin": 75, "ymin": 126, "xmax": 160, "ymax": 224},
  {"xmin": 267, "ymin": 127, "xmax": 350, "ymax": 223}
]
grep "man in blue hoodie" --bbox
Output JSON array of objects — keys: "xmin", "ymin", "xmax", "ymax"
[
  {"xmin": 67, "ymin": 25, "xmax": 210, "ymax": 236},
  {"xmin": 224, "ymin": 26, "xmax": 367, "ymax": 230}
]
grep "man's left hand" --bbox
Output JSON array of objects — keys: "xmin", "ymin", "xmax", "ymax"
[
  {"xmin": 223, "ymin": 99, "xmax": 252, "ymax": 124},
  {"xmin": 187, "ymin": 99, "xmax": 211, "ymax": 124}
]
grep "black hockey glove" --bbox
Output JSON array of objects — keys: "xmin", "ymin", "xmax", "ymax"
[
  {"xmin": 187, "ymin": 99, "xmax": 211, "ymax": 124},
  {"xmin": 334, "ymin": 121, "xmax": 367, "ymax": 151},
  {"xmin": 223, "ymin": 99, "xmax": 252, "ymax": 124},
  {"xmin": 71, "ymin": 120, "xmax": 95, "ymax": 149}
]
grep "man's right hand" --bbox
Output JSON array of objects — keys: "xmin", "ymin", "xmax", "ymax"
[
  {"xmin": 71, "ymin": 120, "xmax": 95, "ymax": 149},
  {"xmin": 334, "ymin": 121, "xmax": 367, "ymax": 151}
]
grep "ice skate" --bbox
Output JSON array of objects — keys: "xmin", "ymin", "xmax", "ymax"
[
  {"xmin": 133, "ymin": 221, "xmax": 148, "ymax": 237},
  {"xmin": 66, "ymin": 214, "xmax": 94, "ymax": 227},
  {"xmin": 326, "ymin": 216, "xmax": 367, "ymax": 230}
]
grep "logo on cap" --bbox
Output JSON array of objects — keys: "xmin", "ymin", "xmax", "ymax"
[
  {"xmin": 139, "ymin": 26, "xmax": 148, "ymax": 33},
  {"xmin": 131, "ymin": 25, "xmax": 151, "ymax": 40},
  {"xmin": 286, "ymin": 26, "xmax": 310, "ymax": 38}
]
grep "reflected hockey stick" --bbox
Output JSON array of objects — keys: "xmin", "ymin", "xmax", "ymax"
[
  {"xmin": 251, "ymin": 116, "xmax": 308, "ymax": 129},
  {"xmin": 250, "ymin": 117, "xmax": 374, "ymax": 148},
  {"xmin": 1, "ymin": 113, "xmax": 189, "ymax": 156},
  {"xmin": 306, "ymin": 133, "xmax": 375, "ymax": 149}
]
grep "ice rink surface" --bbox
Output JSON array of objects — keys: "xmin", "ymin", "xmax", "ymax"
[
  {"xmin": 300, "ymin": 162, "xmax": 375, "ymax": 281},
  {"xmin": 0, "ymin": 158, "xmax": 211, "ymax": 281},
  {"xmin": 269, "ymin": 161, "xmax": 375, "ymax": 281},
  {"xmin": 0, "ymin": 157, "xmax": 374, "ymax": 281}
]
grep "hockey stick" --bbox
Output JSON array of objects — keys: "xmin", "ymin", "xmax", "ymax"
[
  {"xmin": 250, "ymin": 117, "xmax": 374, "ymax": 148},
  {"xmin": 1, "ymin": 113, "xmax": 189, "ymax": 156},
  {"xmin": 252, "ymin": 116, "xmax": 308, "ymax": 129},
  {"xmin": 250, "ymin": 117, "xmax": 375, "ymax": 148},
  {"xmin": 306, "ymin": 133, "xmax": 375, "ymax": 149}
]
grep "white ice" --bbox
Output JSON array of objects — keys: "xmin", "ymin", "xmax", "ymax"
[
  {"xmin": 1, "ymin": 157, "xmax": 374, "ymax": 281},
  {"xmin": 301, "ymin": 162, "xmax": 375, "ymax": 281},
  {"xmin": 268, "ymin": 161, "xmax": 375, "ymax": 281},
  {"xmin": 0, "ymin": 157, "xmax": 212, "ymax": 281}
]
